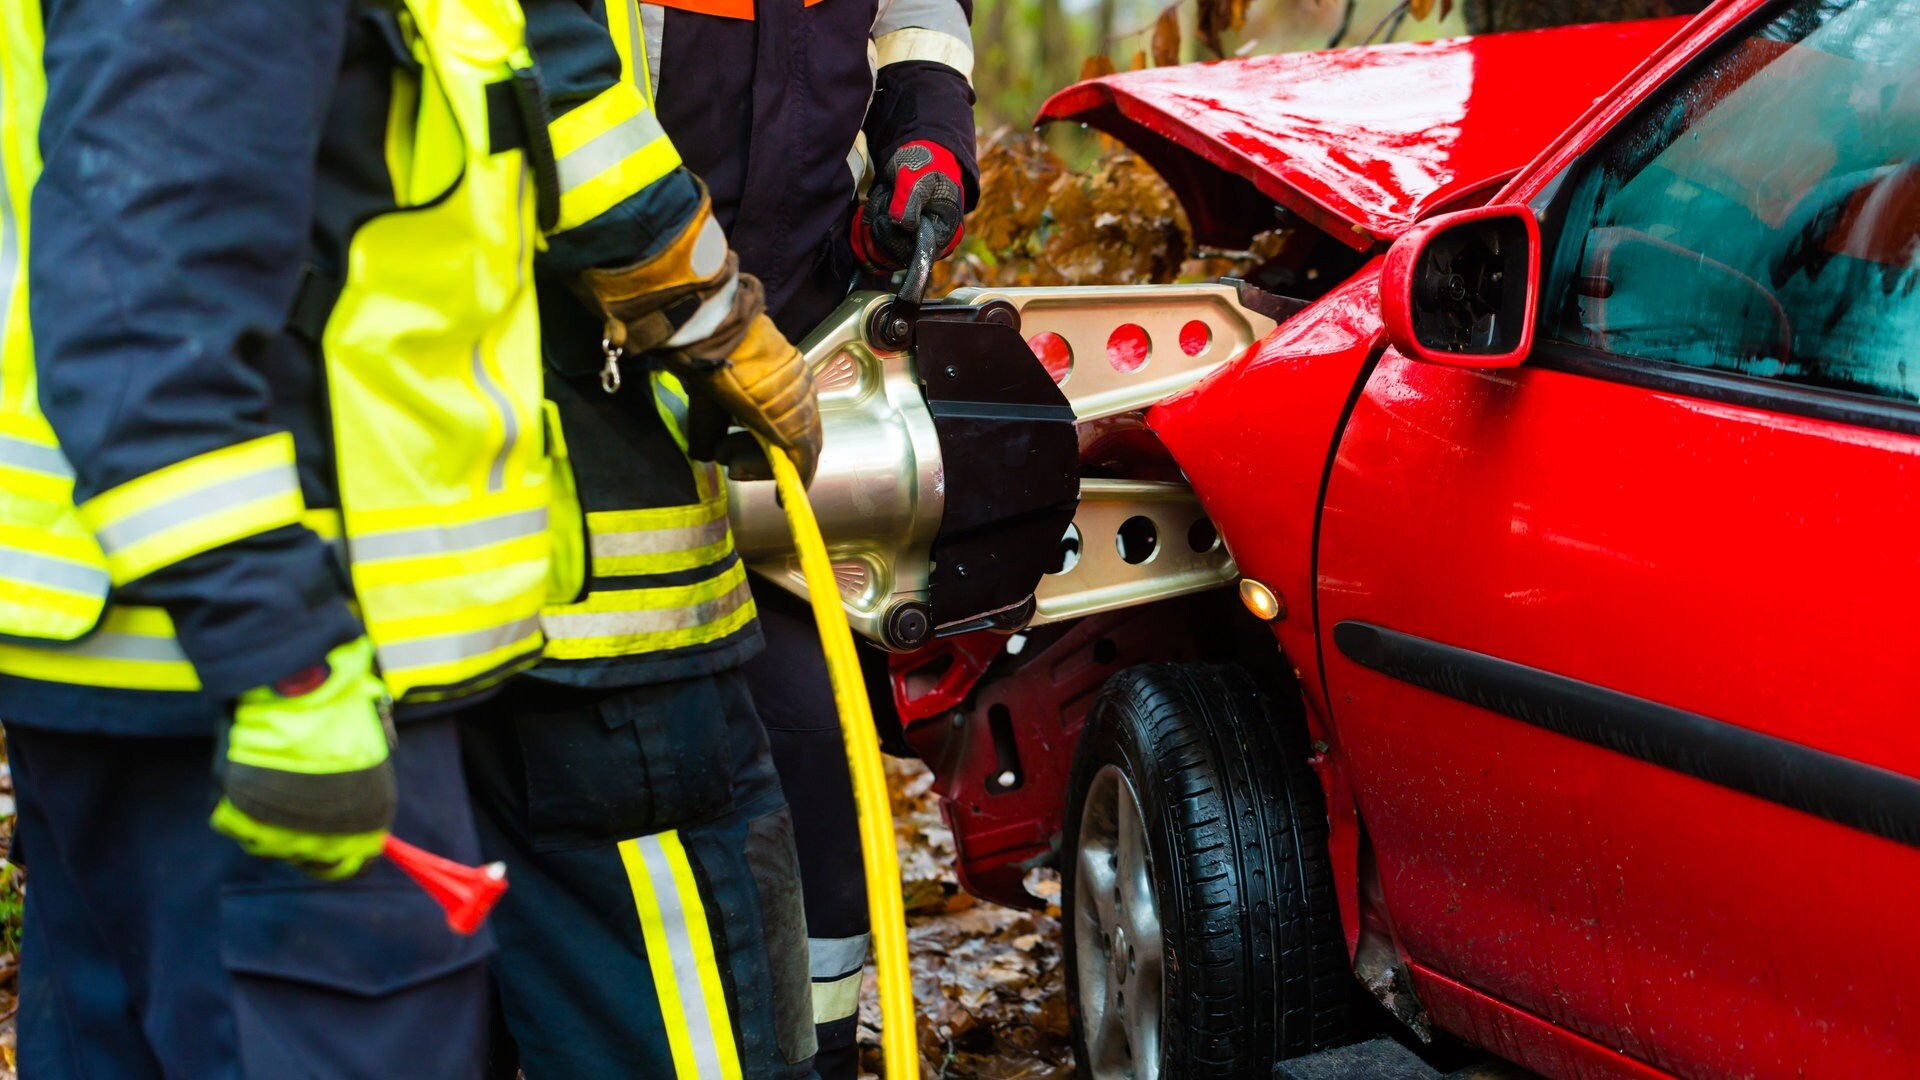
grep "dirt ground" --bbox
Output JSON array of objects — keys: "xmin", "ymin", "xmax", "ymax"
[{"xmin": 856, "ymin": 758, "xmax": 1077, "ymax": 1080}]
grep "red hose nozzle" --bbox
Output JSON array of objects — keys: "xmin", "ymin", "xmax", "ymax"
[{"xmin": 383, "ymin": 835, "xmax": 508, "ymax": 935}]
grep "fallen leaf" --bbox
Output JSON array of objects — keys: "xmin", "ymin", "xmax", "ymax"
[{"xmin": 1150, "ymin": 7, "xmax": 1181, "ymax": 68}]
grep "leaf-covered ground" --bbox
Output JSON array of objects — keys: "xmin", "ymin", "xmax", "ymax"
[{"xmin": 856, "ymin": 757, "xmax": 1075, "ymax": 1080}]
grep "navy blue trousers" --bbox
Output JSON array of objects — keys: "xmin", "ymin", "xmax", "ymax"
[
  {"xmin": 741, "ymin": 590, "xmax": 873, "ymax": 1080},
  {"xmin": 7, "ymin": 716, "xmax": 491, "ymax": 1080},
  {"xmin": 460, "ymin": 670, "xmax": 819, "ymax": 1080}
]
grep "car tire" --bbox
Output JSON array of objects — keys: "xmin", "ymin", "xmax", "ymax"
[{"xmin": 1064, "ymin": 662, "xmax": 1350, "ymax": 1079}]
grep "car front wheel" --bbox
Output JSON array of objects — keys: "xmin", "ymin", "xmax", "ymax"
[{"xmin": 1065, "ymin": 663, "xmax": 1350, "ymax": 1079}]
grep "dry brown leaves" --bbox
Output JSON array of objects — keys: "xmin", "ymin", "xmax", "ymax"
[
  {"xmin": 1195, "ymin": 0, "xmax": 1251, "ymax": 57},
  {"xmin": 934, "ymin": 128, "xmax": 1286, "ymax": 296},
  {"xmin": 857, "ymin": 758, "xmax": 1074, "ymax": 1079},
  {"xmin": 1150, "ymin": 8, "xmax": 1182, "ymax": 67}
]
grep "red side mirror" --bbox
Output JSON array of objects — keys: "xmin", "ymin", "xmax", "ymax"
[{"xmin": 1380, "ymin": 204, "xmax": 1541, "ymax": 368}]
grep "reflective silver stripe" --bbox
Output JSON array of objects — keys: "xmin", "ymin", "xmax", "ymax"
[
  {"xmin": 689, "ymin": 214, "xmax": 728, "ymax": 280},
  {"xmin": 472, "ymin": 345, "xmax": 518, "ymax": 493},
  {"xmin": 812, "ymin": 971, "xmax": 863, "ymax": 1025},
  {"xmin": 809, "ymin": 933, "xmax": 871, "ymax": 981},
  {"xmin": 665, "ymin": 272, "xmax": 739, "ymax": 349},
  {"xmin": 656, "ymin": 378, "xmax": 690, "ymax": 432},
  {"xmin": 638, "ymin": 2, "xmax": 664, "ymax": 102},
  {"xmin": 872, "ymin": 27, "xmax": 975, "ymax": 80},
  {"xmin": 555, "ymin": 109, "xmax": 670, "ymax": 196},
  {"xmin": 350, "ymin": 506, "xmax": 548, "ymax": 563},
  {"xmin": 621, "ymin": 0, "xmax": 647, "ymax": 96},
  {"xmin": 0, "ymin": 149, "xmax": 16, "ymax": 391},
  {"xmin": 872, "ymin": 0, "xmax": 971, "ymax": 46},
  {"xmin": 376, "ymin": 614, "xmax": 540, "ymax": 673},
  {"xmin": 541, "ymin": 574, "xmax": 750, "ymax": 642},
  {"xmin": 45, "ymin": 628, "xmax": 188, "ymax": 664},
  {"xmin": 0, "ymin": 434, "xmax": 74, "ymax": 479},
  {"xmin": 632, "ymin": 833, "xmax": 729, "ymax": 1080},
  {"xmin": 92, "ymin": 464, "xmax": 298, "ymax": 557},
  {"xmin": 845, "ymin": 131, "xmax": 871, "ymax": 191},
  {"xmin": 590, "ymin": 515, "xmax": 729, "ymax": 559},
  {"xmin": 1, "ymin": 548, "xmax": 109, "ymax": 597}
]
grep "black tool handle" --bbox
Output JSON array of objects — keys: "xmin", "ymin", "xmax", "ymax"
[{"xmin": 896, "ymin": 216, "xmax": 942, "ymax": 313}]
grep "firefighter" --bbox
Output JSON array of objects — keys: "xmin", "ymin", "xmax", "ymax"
[
  {"xmin": 621, "ymin": 1, "xmax": 978, "ymax": 1072},
  {"xmin": 453, "ymin": 4, "xmax": 824, "ymax": 1078},
  {"xmin": 0, "ymin": 0, "xmax": 667, "ymax": 1074}
]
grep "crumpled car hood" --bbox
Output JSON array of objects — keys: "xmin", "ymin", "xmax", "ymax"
[{"xmin": 1037, "ymin": 19, "xmax": 1688, "ymax": 249}]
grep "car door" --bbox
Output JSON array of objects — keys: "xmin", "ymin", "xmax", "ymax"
[{"xmin": 1315, "ymin": 2, "xmax": 1920, "ymax": 1076}]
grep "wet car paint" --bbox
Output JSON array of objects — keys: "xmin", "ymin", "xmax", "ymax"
[
  {"xmin": 1147, "ymin": 0, "xmax": 1920, "ymax": 1075},
  {"xmin": 1037, "ymin": 19, "xmax": 1689, "ymax": 249}
]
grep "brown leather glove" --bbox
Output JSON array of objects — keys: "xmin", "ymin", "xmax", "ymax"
[{"xmin": 577, "ymin": 184, "xmax": 823, "ymax": 485}]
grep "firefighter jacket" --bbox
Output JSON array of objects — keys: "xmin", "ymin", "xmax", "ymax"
[
  {"xmin": 523, "ymin": 1, "xmax": 764, "ymax": 688},
  {"xmin": 0, "ymin": 0, "xmax": 644, "ymax": 734},
  {"xmin": 623, "ymin": 0, "xmax": 980, "ymax": 335}
]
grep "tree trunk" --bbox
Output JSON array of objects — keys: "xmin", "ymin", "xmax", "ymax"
[
  {"xmin": 1462, "ymin": 0, "xmax": 1711, "ymax": 33},
  {"xmin": 1038, "ymin": 0, "xmax": 1075, "ymax": 99},
  {"xmin": 1094, "ymin": 0, "xmax": 1119, "ymax": 58}
]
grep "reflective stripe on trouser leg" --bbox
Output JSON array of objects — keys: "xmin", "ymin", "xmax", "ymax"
[
  {"xmin": 808, "ymin": 933, "xmax": 868, "ymax": 1025},
  {"xmin": 619, "ymin": 831, "xmax": 744, "ymax": 1080}
]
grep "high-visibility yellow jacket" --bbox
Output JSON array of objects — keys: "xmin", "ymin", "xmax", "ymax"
[
  {"xmin": 524, "ymin": 0, "xmax": 764, "ymax": 688},
  {"xmin": 0, "ymin": 0, "xmax": 588, "ymax": 729}
]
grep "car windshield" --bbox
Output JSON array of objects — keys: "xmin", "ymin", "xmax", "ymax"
[{"xmin": 1542, "ymin": 0, "xmax": 1920, "ymax": 403}]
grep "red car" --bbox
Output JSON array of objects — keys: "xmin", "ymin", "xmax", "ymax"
[{"xmin": 885, "ymin": 2, "xmax": 1920, "ymax": 1076}]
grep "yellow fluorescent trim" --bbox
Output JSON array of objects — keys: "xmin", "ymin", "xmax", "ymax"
[
  {"xmin": 0, "ymin": 581, "xmax": 101, "ymax": 619},
  {"xmin": 81, "ymin": 432, "xmax": 294, "ymax": 527},
  {"xmin": 0, "ymin": 521, "xmax": 97, "ymax": 560},
  {"xmin": 551, "ymin": 559, "xmax": 745, "ymax": 615},
  {"xmin": 344, "ymin": 482, "xmax": 550, "ymax": 536},
  {"xmin": 660, "ymin": 830, "xmax": 744, "ymax": 1080},
  {"xmin": 554, "ymin": 138, "xmax": 682, "ymax": 234},
  {"xmin": 619, "ymin": 836, "xmax": 705, "ymax": 1079},
  {"xmin": 586, "ymin": 497, "xmax": 726, "ymax": 534},
  {"xmin": 361, "ymin": 592, "xmax": 544, "ymax": 643},
  {"xmin": 380, "ymin": 635, "xmax": 543, "ymax": 698},
  {"xmin": 539, "ymin": 597, "xmax": 755, "ymax": 661},
  {"xmin": 0, "ymin": 647, "xmax": 200, "ymax": 692},
  {"xmin": 302, "ymin": 508, "xmax": 343, "ymax": 541},
  {"xmin": 346, "ymin": 534, "xmax": 549, "ymax": 589},
  {"xmin": 80, "ymin": 433, "xmax": 305, "ymax": 584},
  {"xmin": 0, "ymin": 605, "xmax": 198, "ymax": 692},
  {"xmin": 548, "ymin": 82, "xmax": 646, "ymax": 159},
  {"xmin": 590, "ymin": 535, "xmax": 732, "ymax": 580},
  {"xmin": 101, "ymin": 490, "xmax": 303, "ymax": 586}
]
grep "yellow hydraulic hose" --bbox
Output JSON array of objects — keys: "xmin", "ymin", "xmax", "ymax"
[{"xmin": 764, "ymin": 439, "xmax": 918, "ymax": 1078}]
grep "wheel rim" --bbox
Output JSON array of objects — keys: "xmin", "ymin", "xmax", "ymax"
[{"xmin": 1075, "ymin": 763, "xmax": 1164, "ymax": 1079}]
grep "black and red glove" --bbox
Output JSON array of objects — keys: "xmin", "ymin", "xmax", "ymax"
[{"xmin": 851, "ymin": 140, "xmax": 966, "ymax": 273}]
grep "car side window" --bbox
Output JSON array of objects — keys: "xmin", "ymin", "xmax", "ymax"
[{"xmin": 1541, "ymin": 0, "xmax": 1920, "ymax": 404}]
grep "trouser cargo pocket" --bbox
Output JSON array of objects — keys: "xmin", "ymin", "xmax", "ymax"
[{"xmin": 515, "ymin": 677, "xmax": 734, "ymax": 852}]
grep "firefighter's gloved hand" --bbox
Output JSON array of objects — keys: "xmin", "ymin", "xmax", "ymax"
[
  {"xmin": 579, "ymin": 185, "xmax": 822, "ymax": 486},
  {"xmin": 210, "ymin": 636, "xmax": 396, "ymax": 880},
  {"xmin": 852, "ymin": 140, "xmax": 966, "ymax": 273}
]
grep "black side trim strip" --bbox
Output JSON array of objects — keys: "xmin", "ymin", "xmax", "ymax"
[
  {"xmin": 1333, "ymin": 621, "xmax": 1920, "ymax": 851},
  {"xmin": 1532, "ymin": 341, "xmax": 1920, "ymax": 438}
]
